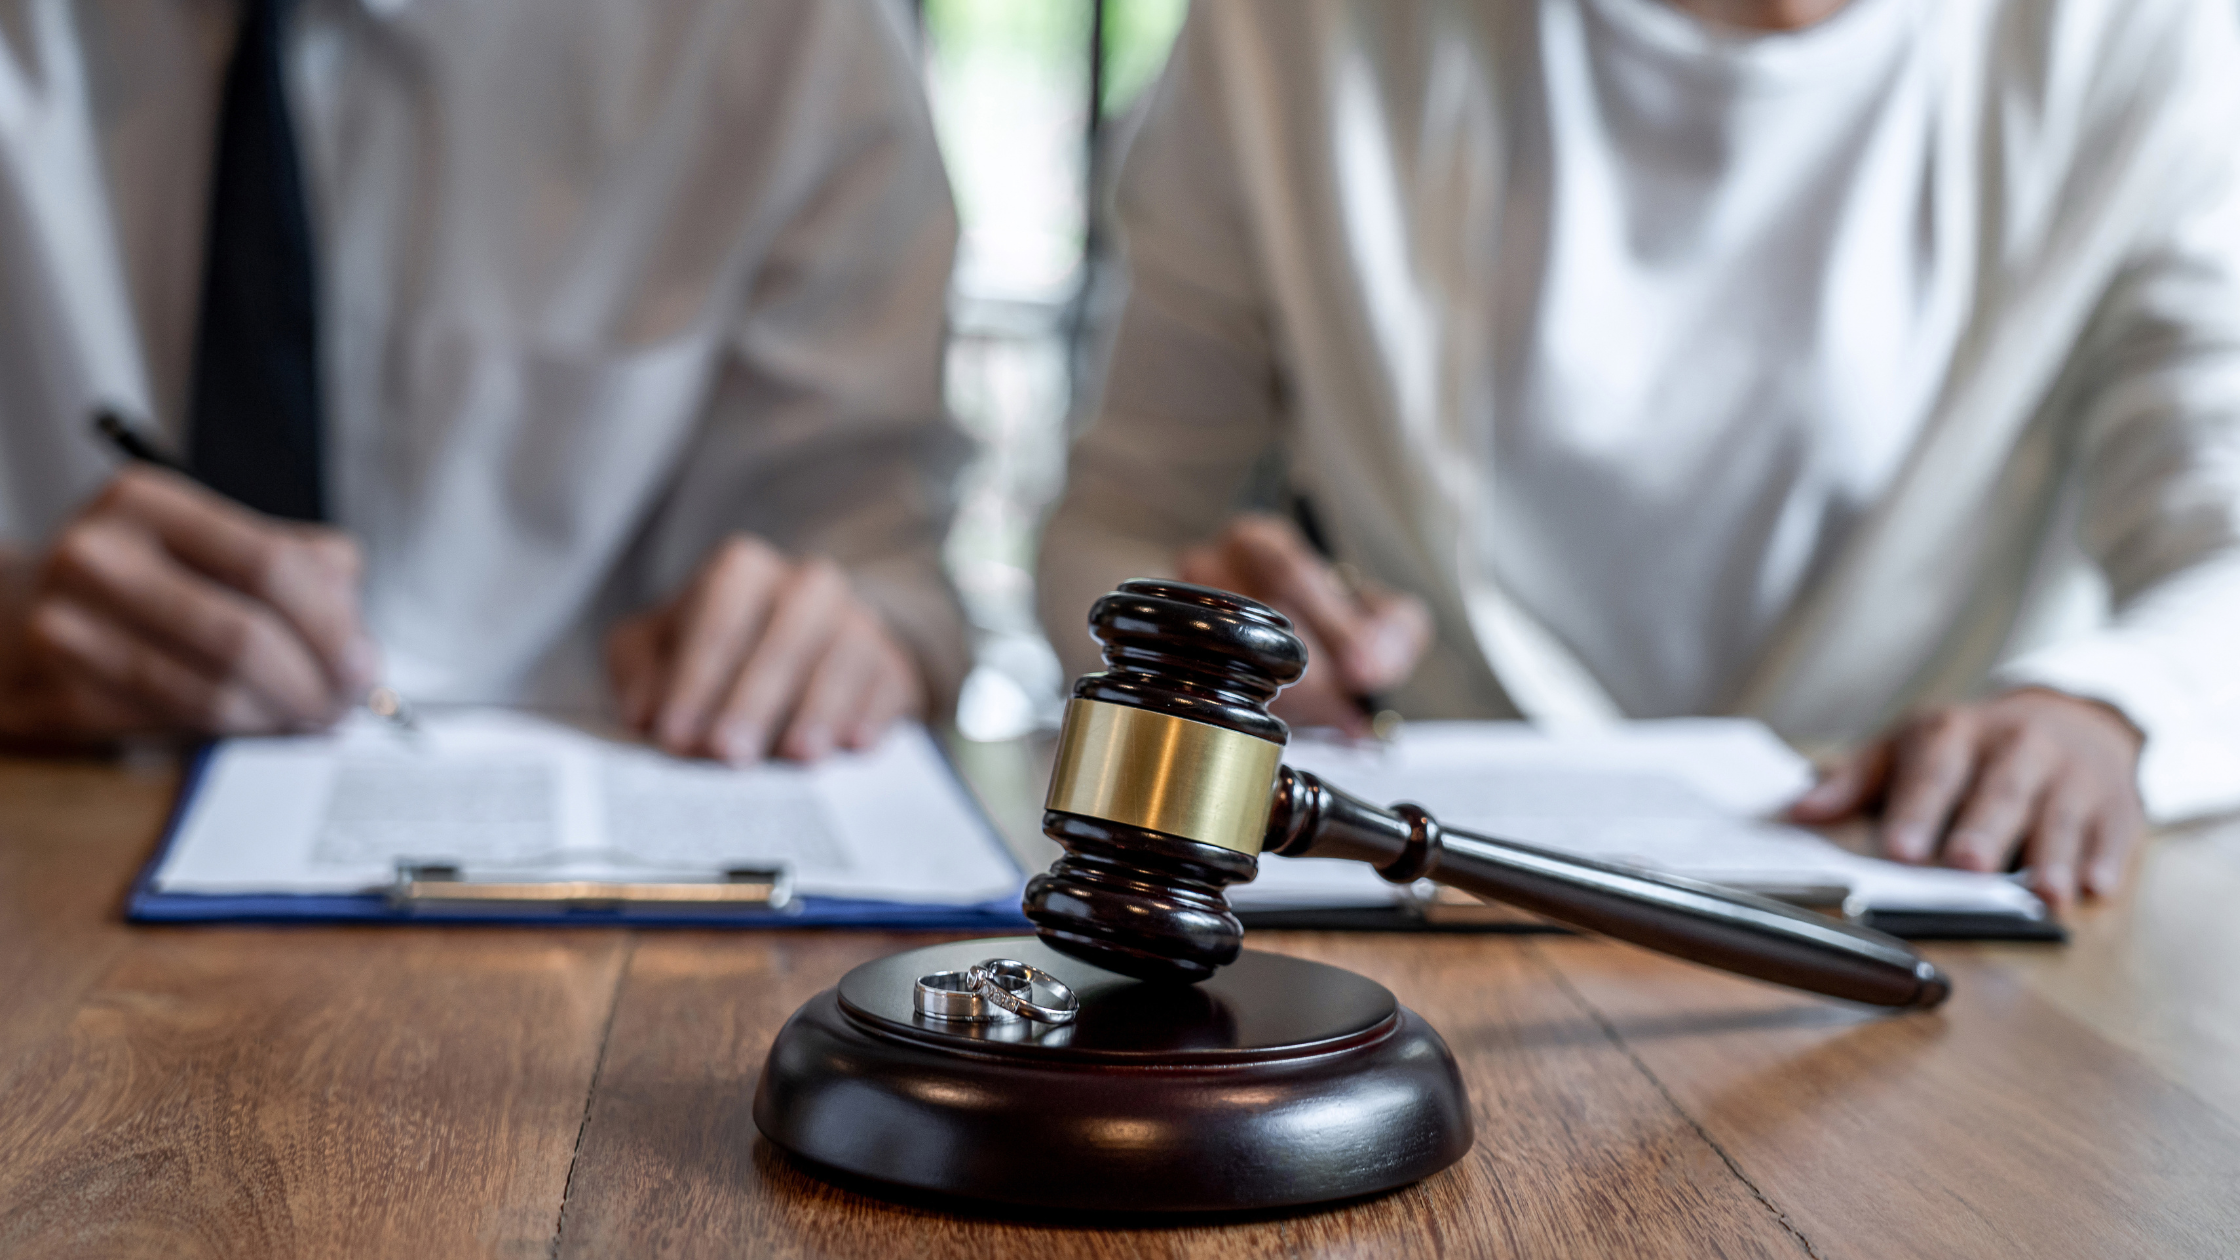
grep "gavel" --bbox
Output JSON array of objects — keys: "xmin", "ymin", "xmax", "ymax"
[{"xmin": 1024, "ymin": 580, "xmax": 1950, "ymax": 1010}]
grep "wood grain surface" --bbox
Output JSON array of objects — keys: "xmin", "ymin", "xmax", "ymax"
[
  {"xmin": 1, "ymin": 750, "xmax": 2237, "ymax": 1259},
  {"xmin": 556, "ymin": 933, "xmax": 1805, "ymax": 1259},
  {"xmin": 0, "ymin": 760, "xmax": 169, "ymax": 1076},
  {"xmin": 0, "ymin": 758, "xmax": 628, "ymax": 1259},
  {"xmin": 1536, "ymin": 939, "xmax": 2240, "ymax": 1260}
]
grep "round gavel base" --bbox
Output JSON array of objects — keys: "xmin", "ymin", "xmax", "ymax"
[{"xmin": 752, "ymin": 936, "xmax": 1473, "ymax": 1214}]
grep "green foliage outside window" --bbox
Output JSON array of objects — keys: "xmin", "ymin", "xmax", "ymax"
[
  {"xmin": 1102, "ymin": 0, "xmax": 1189, "ymax": 118},
  {"xmin": 922, "ymin": 0, "xmax": 1093, "ymax": 64}
]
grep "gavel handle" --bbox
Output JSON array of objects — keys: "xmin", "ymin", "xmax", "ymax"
[{"xmin": 1263, "ymin": 767, "xmax": 1950, "ymax": 1010}]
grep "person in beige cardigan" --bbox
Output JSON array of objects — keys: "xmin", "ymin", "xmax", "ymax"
[{"xmin": 1041, "ymin": 0, "xmax": 2240, "ymax": 910}]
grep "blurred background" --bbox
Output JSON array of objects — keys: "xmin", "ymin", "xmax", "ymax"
[{"xmin": 915, "ymin": 0, "xmax": 1190, "ymax": 744}]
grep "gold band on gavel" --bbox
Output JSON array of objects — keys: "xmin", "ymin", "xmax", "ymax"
[{"xmin": 1043, "ymin": 698, "xmax": 1285, "ymax": 855}]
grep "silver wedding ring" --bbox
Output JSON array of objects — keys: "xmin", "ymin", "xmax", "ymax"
[
  {"xmin": 968, "ymin": 958, "xmax": 1080, "ymax": 1025},
  {"xmin": 914, "ymin": 968, "xmax": 1025, "ymax": 1023}
]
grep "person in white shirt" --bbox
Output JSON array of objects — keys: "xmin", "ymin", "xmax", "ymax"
[
  {"xmin": 0, "ymin": 0, "xmax": 966, "ymax": 764},
  {"xmin": 1040, "ymin": 0, "xmax": 2240, "ymax": 909}
]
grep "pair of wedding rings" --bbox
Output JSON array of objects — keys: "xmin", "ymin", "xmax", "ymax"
[{"xmin": 913, "ymin": 958, "xmax": 1079, "ymax": 1026}]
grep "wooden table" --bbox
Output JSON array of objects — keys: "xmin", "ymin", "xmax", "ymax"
[{"xmin": 3, "ymin": 748, "xmax": 2238, "ymax": 1258}]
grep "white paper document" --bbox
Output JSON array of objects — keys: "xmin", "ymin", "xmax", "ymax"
[
  {"xmin": 1230, "ymin": 719, "xmax": 2046, "ymax": 922},
  {"xmin": 153, "ymin": 710, "xmax": 1021, "ymax": 906}
]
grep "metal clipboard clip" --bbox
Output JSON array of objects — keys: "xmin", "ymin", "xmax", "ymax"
[{"xmin": 388, "ymin": 861, "xmax": 796, "ymax": 914}]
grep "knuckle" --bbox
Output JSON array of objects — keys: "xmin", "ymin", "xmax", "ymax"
[
  {"xmin": 1980, "ymin": 720, "xmax": 2024, "ymax": 757},
  {"xmin": 313, "ymin": 531, "xmax": 362, "ymax": 577},
  {"xmin": 2114, "ymin": 792, "xmax": 2148, "ymax": 829},
  {"xmin": 1919, "ymin": 707, "xmax": 1973, "ymax": 743},
  {"xmin": 48, "ymin": 532, "xmax": 100, "ymax": 585},
  {"xmin": 204, "ymin": 686, "xmax": 260, "ymax": 733},
  {"xmin": 115, "ymin": 651, "xmax": 178, "ymax": 715},
  {"xmin": 217, "ymin": 613, "xmax": 272, "ymax": 674},
  {"xmin": 1275, "ymin": 550, "xmax": 1323, "ymax": 588},
  {"xmin": 234, "ymin": 609, "xmax": 284, "ymax": 672},
  {"xmin": 1918, "ymin": 737, "xmax": 1979, "ymax": 785},
  {"xmin": 1972, "ymin": 783, "xmax": 2026, "ymax": 816},
  {"xmin": 2105, "ymin": 810, "xmax": 2148, "ymax": 848},
  {"xmin": 1983, "ymin": 752, "xmax": 2040, "ymax": 795},
  {"xmin": 604, "ymin": 619, "xmax": 642, "ymax": 661},
  {"xmin": 1887, "ymin": 774, "xmax": 1953, "ymax": 819},
  {"xmin": 187, "ymin": 691, "xmax": 228, "ymax": 731},
  {"xmin": 86, "ymin": 479, "xmax": 131, "ymax": 519},
  {"xmin": 1886, "ymin": 800, "xmax": 1938, "ymax": 828},
  {"xmin": 2040, "ymin": 795, "xmax": 2090, "ymax": 835},
  {"xmin": 1233, "ymin": 514, "xmax": 1292, "ymax": 552},
  {"xmin": 246, "ymin": 539, "xmax": 294, "ymax": 602},
  {"xmin": 1895, "ymin": 709, "xmax": 1937, "ymax": 744},
  {"xmin": 801, "ymin": 557, "xmax": 846, "ymax": 598},
  {"xmin": 715, "ymin": 535, "xmax": 755, "ymax": 571},
  {"xmin": 52, "ymin": 518, "xmax": 122, "ymax": 571},
  {"xmin": 24, "ymin": 601, "xmax": 76, "ymax": 655},
  {"xmin": 1997, "ymin": 722, "xmax": 2051, "ymax": 761},
  {"xmin": 104, "ymin": 466, "xmax": 160, "ymax": 512},
  {"xmin": 718, "ymin": 534, "xmax": 781, "ymax": 575}
]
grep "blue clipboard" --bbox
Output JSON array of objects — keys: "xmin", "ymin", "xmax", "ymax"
[{"xmin": 126, "ymin": 743, "xmax": 1035, "ymax": 931}]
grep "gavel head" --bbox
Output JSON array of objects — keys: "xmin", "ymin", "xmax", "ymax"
[{"xmin": 1024, "ymin": 580, "xmax": 1306, "ymax": 983}]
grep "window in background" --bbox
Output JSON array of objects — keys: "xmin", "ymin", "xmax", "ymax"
[{"xmin": 920, "ymin": 0, "xmax": 1187, "ymax": 741}]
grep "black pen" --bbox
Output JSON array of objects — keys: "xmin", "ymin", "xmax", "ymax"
[
  {"xmin": 88, "ymin": 407, "xmax": 420, "ymax": 735},
  {"xmin": 93, "ymin": 407, "xmax": 195, "ymax": 477}
]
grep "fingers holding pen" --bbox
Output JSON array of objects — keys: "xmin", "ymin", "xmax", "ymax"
[
  {"xmin": 15, "ymin": 468, "xmax": 376, "ymax": 735},
  {"xmin": 44, "ymin": 516, "xmax": 340, "ymax": 727},
  {"xmin": 26, "ymin": 590, "xmax": 282, "ymax": 733},
  {"xmin": 1177, "ymin": 514, "xmax": 1432, "ymax": 734},
  {"xmin": 1220, "ymin": 514, "xmax": 1427, "ymax": 693},
  {"xmin": 1222, "ymin": 516, "xmax": 1365, "ymax": 658},
  {"xmin": 1347, "ymin": 583, "xmax": 1433, "ymax": 693},
  {"xmin": 1180, "ymin": 532, "xmax": 1363, "ymax": 732},
  {"xmin": 99, "ymin": 467, "xmax": 377, "ymax": 699}
]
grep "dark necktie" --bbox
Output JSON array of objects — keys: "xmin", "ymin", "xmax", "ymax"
[{"xmin": 187, "ymin": 0, "xmax": 325, "ymax": 522}]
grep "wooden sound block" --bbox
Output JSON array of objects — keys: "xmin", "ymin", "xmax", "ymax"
[{"xmin": 752, "ymin": 936, "xmax": 1473, "ymax": 1214}]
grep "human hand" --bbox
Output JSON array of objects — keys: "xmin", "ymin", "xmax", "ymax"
[
  {"xmin": 1176, "ymin": 513, "xmax": 1431, "ymax": 737},
  {"xmin": 0, "ymin": 466, "xmax": 376, "ymax": 741},
  {"xmin": 1787, "ymin": 688, "xmax": 2148, "ymax": 910},
  {"xmin": 606, "ymin": 536, "xmax": 925, "ymax": 764}
]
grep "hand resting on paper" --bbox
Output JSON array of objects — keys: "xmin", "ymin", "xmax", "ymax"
[
  {"xmin": 606, "ymin": 535, "xmax": 924, "ymax": 765},
  {"xmin": 1177, "ymin": 513, "xmax": 1431, "ymax": 738},
  {"xmin": 0, "ymin": 467, "xmax": 377, "ymax": 743},
  {"xmin": 1787, "ymin": 688, "xmax": 2148, "ymax": 911}
]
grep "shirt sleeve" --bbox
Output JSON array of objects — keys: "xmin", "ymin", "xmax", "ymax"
[
  {"xmin": 631, "ymin": 0, "xmax": 973, "ymax": 714},
  {"xmin": 1993, "ymin": 0, "xmax": 2240, "ymax": 822},
  {"xmin": 1035, "ymin": 3, "xmax": 1288, "ymax": 678}
]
